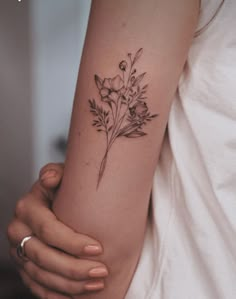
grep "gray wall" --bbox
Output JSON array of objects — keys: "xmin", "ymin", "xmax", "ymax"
[
  {"xmin": 31, "ymin": 0, "xmax": 90, "ymax": 177},
  {"xmin": 0, "ymin": 0, "xmax": 32, "ymax": 264},
  {"xmin": 0, "ymin": 0, "xmax": 90, "ymax": 265}
]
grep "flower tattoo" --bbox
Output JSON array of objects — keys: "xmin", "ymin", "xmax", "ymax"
[{"xmin": 89, "ymin": 48, "xmax": 158, "ymax": 188}]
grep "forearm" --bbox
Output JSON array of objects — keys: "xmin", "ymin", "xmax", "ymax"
[{"xmin": 53, "ymin": 0, "xmax": 199, "ymax": 298}]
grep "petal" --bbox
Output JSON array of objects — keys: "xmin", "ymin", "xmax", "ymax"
[
  {"xmin": 111, "ymin": 75, "xmax": 124, "ymax": 91},
  {"xmin": 100, "ymin": 88, "xmax": 109, "ymax": 97},
  {"xmin": 103, "ymin": 78, "xmax": 111, "ymax": 89},
  {"xmin": 94, "ymin": 74, "xmax": 103, "ymax": 89},
  {"xmin": 109, "ymin": 91, "xmax": 119, "ymax": 102}
]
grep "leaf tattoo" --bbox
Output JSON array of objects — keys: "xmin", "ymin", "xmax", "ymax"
[{"xmin": 89, "ymin": 48, "xmax": 158, "ymax": 188}]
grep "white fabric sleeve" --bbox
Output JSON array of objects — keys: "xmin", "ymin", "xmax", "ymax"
[{"xmin": 196, "ymin": 0, "xmax": 224, "ymax": 34}]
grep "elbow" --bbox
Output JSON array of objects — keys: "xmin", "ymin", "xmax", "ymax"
[{"xmin": 99, "ymin": 232, "xmax": 143, "ymax": 287}]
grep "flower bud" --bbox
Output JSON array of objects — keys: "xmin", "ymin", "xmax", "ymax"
[{"xmin": 119, "ymin": 60, "xmax": 128, "ymax": 71}]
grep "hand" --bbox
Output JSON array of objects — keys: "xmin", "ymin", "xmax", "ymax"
[{"xmin": 7, "ymin": 163, "xmax": 108, "ymax": 299}]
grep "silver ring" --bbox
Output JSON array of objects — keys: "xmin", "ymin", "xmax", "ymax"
[{"xmin": 16, "ymin": 235, "xmax": 33, "ymax": 261}]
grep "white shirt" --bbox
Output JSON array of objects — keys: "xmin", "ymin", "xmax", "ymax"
[{"xmin": 126, "ymin": 1, "xmax": 236, "ymax": 298}]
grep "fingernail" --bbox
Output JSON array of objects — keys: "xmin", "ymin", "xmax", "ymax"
[
  {"xmin": 84, "ymin": 279, "xmax": 104, "ymax": 291},
  {"xmin": 40, "ymin": 170, "xmax": 57, "ymax": 181},
  {"xmin": 89, "ymin": 267, "xmax": 108, "ymax": 278},
  {"xmin": 83, "ymin": 245, "xmax": 102, "ymax": 255}
]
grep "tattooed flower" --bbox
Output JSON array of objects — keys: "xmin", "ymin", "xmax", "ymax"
[
  {"xmin": 111, "ymin": 75, "xmax": 124, "ymax": 90},
  {"xmin": 99, "ymin": 75, "xmax": 124, "ymax": 103},
  {"xmin": 129, "ymin": 101, "xmax": 148, "ymax": 119},
  {"xmin": 119, "ymin": 60, "xmax": 128, "ymax": 71},
  {"xmin": 91, "ymin": 49, "xmax": 158, "ymax": 189}
]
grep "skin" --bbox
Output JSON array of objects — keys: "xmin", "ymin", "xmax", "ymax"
[
  {"xmin": 53, "ymin": 0, "xmax": 199, "ymax": 298},
  {"xmin": 7, "ymin": 163, "xmax": 109, "ymax": 298},
  {"xmin": 8, "ymin": 0, "xmax": 200, "ymax": 298}
]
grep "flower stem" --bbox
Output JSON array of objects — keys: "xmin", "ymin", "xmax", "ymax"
[
  {"xmin": 97, "ymin": 149, "xmax": 108, "ymax": 189},
  {"xmin": 117, "ymin": 122, "xmax": 139, "ymax": 137},
  {"xmin": 109, "ymin": 95, "xmax": 121, "ymax": 141}
]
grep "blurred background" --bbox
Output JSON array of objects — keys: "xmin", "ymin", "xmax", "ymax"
[{"xmin": 0, "ymin": 0, "xmax": 91, "ymax": 297}]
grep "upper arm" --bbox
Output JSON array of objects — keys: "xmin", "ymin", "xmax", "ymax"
[
  {"xmin": 53, "ymin": 0, "xmax": 199, "ymax": 297},
  {"xmin": 65, "ymin": 0, "xmax": 199, "ymax": 191},
  {"xmin": 73, "ymin": 0, "xmax": 199, "ymax": 189}
]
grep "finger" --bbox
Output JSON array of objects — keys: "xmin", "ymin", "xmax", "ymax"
[
  {"xmin": 29, "ymin": 163, "xmax": 64, "ymax": 203},
  {"xmin": 9, "ymin": 231, "xmax": 108, "ymax": 281},
  {"xmin": 19, "ymin": 269, "xmax": 70, "ymax": 299},
  {"xmin": 22, "ymin": 237, "xmax": 108, "ymax": 281},
  {"xmin": 11, "ymin": 242, "xmax": 108, "ymax": 293},
  {"xmin": 9, "ymin": 247, "xmax": 26, "ymax": 268},
  {"xmin": 39, "ymin": 163, "xmax": 64, "ymax": 190},
  {"xmin": 7, "ymin": 218, "xmax": 33, "ymax": 270},
  {"xmin": 14, "ymin": 178, "xmax": 103, "ymax": 257},
  {"xmin": 23, "ymin": 260, "xmax": 105, "ymax": 296},
  {"xmin": 16, "ymin": 192, "xmax": 103, "ymax": 257},
  {"xmin": 30, "ymin": 180, "xmax": 56, "ymax": 206},
  {"xmin": 39, "ymin": 162, "xmax": 64, "ymax": 178},
  {"xmin": 8, "ymin": 219, "xmax": 33, "ymax": 268},
  {"xmin": 7, "ymin": 218, "xmax": 32, "ymax": 247}
]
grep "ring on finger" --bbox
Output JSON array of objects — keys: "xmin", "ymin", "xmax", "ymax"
[{"xmin": 16, "ymin": 235, "xmax": 33, "ymax": 261}]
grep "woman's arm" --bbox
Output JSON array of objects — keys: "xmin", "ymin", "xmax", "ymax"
[
  {"xmin": 7, "ymin": 164, "xmax": 108, "ymax": 298},
  {"xmin": 53, "ymin": 0, "xmax": 199, "ymax": 297}
]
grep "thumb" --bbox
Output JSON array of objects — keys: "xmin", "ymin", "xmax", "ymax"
[{"xmin": 39, "ymin": 163, "xmax": 64, "ymax": 190}]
